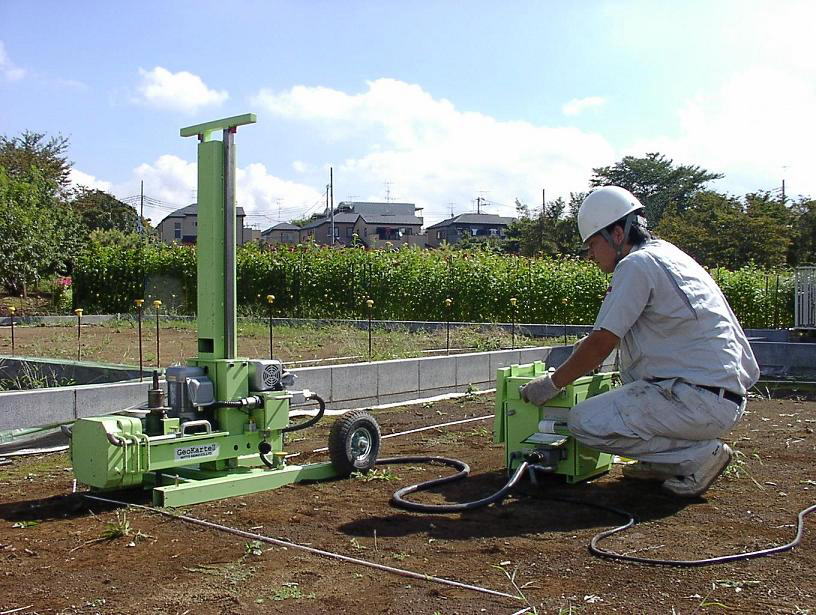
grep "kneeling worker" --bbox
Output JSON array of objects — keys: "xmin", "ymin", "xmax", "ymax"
[{"xmin": 521, "ymin": 186, "xmax": 759, "ymax": 497}]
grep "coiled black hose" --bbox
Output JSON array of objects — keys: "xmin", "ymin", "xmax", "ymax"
[
  {"xmin": 383, "ymin": 455, "xmax": 815, "ymax": 566},
  {"xmin": 282, "ymin": 393, "xmax": 326, "ymax": 433},
  {"xmin": 382, "ymin": 456, "xmax": 530, "ymax": 513}
]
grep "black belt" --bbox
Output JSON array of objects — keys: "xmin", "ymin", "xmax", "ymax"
[{"xmin": 695, "ymin": 384, "xmax": 744, "ymax": 405}]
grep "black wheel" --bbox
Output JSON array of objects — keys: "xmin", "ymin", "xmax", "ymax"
[{"xmin": 328, "ymin": 410, "xmax": 381, "ymax": 476}]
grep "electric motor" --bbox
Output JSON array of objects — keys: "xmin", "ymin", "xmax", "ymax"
[{"xmin": 165, "ymin": 365, "xmax": 206, "ymax": 422}]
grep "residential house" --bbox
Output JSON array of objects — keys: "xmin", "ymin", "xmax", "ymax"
[
  {"xmin": 425, "ymin": 213, "xmax": 515, "ymax": 248},
  {"xmin": 261, "ymin": 222, "xmax": 302, "ymax": 245},
  {"xmin": 157, "ymin": 204, "xmax": 252, "ymax": 245},
  {"xmin": 300, "ymin": 201, "xmax": 425, "ymax": 248}
]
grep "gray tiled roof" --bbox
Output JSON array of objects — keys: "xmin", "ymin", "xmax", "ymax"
[
  {"xmin": 161, "ymin": 203, "xmax": 247, "ymax": 220},
  {"xmin": 337, "ymin": 201, "xmax": 418, "ymax": 216},
  {"xmin": 426, "ymin": 213, "xmax": 514, "ymax": 229},
  {"xmin": 300, "ymin": 213, "xmax": 361, "ymax": 229},
  {"xmin": 359, "ymin": 214, "xmax": 423, "ymax": 225},
  {"xmin": 262, "ymin": 223, "xmax": 301, "ymax": 234}
]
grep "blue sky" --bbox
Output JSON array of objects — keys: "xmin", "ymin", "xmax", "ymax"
[{"xmin": 2, "ymin": 0, "xmax": 813, "ymax": 228}]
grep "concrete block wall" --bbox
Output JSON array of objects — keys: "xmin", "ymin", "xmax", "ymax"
[{"xmin": 1, "ymin": 345, "xmax": 581, "ymax": 430}]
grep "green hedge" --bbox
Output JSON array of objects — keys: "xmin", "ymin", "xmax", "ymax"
[{"xmin": 73, "ymin": 241, "xmax": 793, "ymax": 328}]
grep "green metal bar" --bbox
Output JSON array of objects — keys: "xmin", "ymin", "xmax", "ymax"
[
  {"xmin": 152, "ymin": 461, "xmax": 338, "ymax": 507},
  {"xmin": 180, "ymin": 113, "xmax": 256, "ymax": 139},
  {"xmin": 195, "ymin": 140, "xmax": 226, "ymax": 359}
]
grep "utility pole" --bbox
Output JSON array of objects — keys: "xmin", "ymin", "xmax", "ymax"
[
  {"xmin": 140, "ymin": 180, "xmax": 144, "ymax": 229},
  {"xmin": 476, "ymin": 196, "xmax": 481, "ymax": 214},
  {"xmin": 330, "ymin": 167, "xmax": 335, "ymax": 245}
]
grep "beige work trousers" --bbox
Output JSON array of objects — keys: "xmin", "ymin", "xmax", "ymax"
[{"xmin": 567, "ymin": 378, "xmax": 745, "ymax": 476}]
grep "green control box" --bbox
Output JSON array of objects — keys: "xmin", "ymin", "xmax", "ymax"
[{"xmin": 494, "ymin": 361, "xmax": 615, "ymax": 483}]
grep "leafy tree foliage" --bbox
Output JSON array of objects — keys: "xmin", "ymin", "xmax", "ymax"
[
  {"xmin": 591, "ymin": 153, "xmax": 722, "ymax": 224},
  {"xmin": 0, "ymin": 131, "xmax": 72, "ymax": 190},
  {"xmin": 505, "ymin": 193, "xmax": 584, "ymax": 256},
  {"xmin": 788, "ymin": 197, "xmax": 816, "ymax": 265},
  {"xmin": 654, "ymin": 190, "xmax": 793, "ymax": 269},
  {"xmin": 69, "ymin": 187, "xmax": 141, "ymax": 234},
  {"xmin": 0, "ymin": 167, "xmax": 83, "ymax": 295}
]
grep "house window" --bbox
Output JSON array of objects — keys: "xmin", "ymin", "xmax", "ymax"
[
  {"xmin": 174, "ymin": 222, "xmax": 181, "ymax": 239},
  {"xmin": 346, "ymin": 227, "xmax": 352, "ymax": 237},
  {"xmin": 437, "ymin": 231, "xmax": 443, "ymax": 239}
]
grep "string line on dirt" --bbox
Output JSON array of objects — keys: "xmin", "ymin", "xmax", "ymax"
[{"xmin": 81, "ymin": 493, "xmax": 523, "ymax": 603}]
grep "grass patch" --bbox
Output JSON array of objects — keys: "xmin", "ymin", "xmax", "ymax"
[
  {"xmin": 351, "ymin": 468, "xmax": 400, "ymax": 482},
  {"xmin": 270, "ymin": 582, "xmax": 315, "ymax": 601}
]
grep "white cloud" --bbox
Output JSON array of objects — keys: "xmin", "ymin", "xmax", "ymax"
[
  {"xmin": 627, "ymin": 63, "xmax": 816, "ymax": 199},
  {"xmin": 118, "ymin": 154, "xmax": 322, "ymax": 228},
  {"xmin": 252, "ymin": 79, "xmax": 614, "ymax": 223},
  {"xmin": 0, "ymin": 41, "xmax": 25, "ymax": 81},
  {"xmin": 562, "ymin": 96, "xmax": 606, "ymax": 116},
  {"xmin": 69, "ymin": 169, "xmax": 112, "ymax": 192},
  {"xmin": 135, "ymin": 67, "xmax": 228, "ymax": 113}
]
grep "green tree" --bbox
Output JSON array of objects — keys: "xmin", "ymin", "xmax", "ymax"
[
  {"xmin": 655, "ymin": 190, "xmax": 792, "ymax": 269},
  {"xmin": 590, "ymin": 152, "xmax": 723, "ymax": 225},
  {"xmin": 0, "ymin": 131, "xmax": 72, "ymax": 190},
  {"xmin": 504, "ymin": 194, "xmax": 583, "ymax": 257},
  {"xmin": 788, "ymin": 197, "xmax": 816, "ymax": 265},
  {"xmin": 70, "ymin": 187, "xmax": 141, "ymax": 234},
  {"xmin": 0, "ymin": 167, "xmax": 83, "ymax": 295}
]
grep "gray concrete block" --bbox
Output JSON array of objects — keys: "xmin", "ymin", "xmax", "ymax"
[
  {"xmin": 0, "ymin": 388, "xmax": 76, "ymax": 431},
  {"xmin": 455, "ymin": 352, "xmax": 491, "ymax": 386},
  {"xmin": 419, "ymin": 356, "xmax": 456, "ymax": 392},
  {"xmin": 75, "ymin": 381, "xmax": 151, "ymax": 419},
  {"xmin": 331, "ymin": 364, "xmax": 377, "ymax": 402},
  {"xmin": 290, "ymin": 366, "xmax": 332, "ymax": 401},
  {"xmin": 377, "ymin": 359, "xmax": 419, "ymax": 396},
  {"xmin": 489, "ymin": 350, "xmax": 521, "ymax": 377},
  {"xmin": 518, "ymin": 347, "xmax": 551, "ymax": 365},
  {"xmin": 378, "ymin": 391, "xmax": 426, "ymax": 406}
]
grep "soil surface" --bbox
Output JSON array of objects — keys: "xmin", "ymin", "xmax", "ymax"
[
  {"xmin": 0, "ymin": 394, "xmax": 814, "ymax": 614},
  {"xmin": 0, "ymin": 322, "xmax": 544, "ymax": 370}
]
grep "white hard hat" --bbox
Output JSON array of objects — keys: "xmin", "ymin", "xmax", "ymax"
[{"xmin": 577, "ymin": 186, "xmax": 644, "ymax": 243}]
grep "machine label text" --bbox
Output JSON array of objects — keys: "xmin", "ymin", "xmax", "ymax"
[{"xmin": 175, "ymin": 443, "xmax": 219, "ymax": 461}]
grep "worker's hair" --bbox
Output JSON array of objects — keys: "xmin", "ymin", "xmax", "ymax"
[{"xmin": 604, "ymin": 208, "xmax": 653, "ymax": 245}]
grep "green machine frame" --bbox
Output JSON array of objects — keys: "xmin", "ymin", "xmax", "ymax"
[
  {"xmin": 70, "ymin": 114, "xmax": 363, "ymax": 507},
  {"xmin": 494, "ymin": 361, "xmax": 615, "ymax": 483}
]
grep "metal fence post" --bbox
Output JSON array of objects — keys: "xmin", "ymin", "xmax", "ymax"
[
  {"xmin": 74, "ymin": 308, "xmax": 83, "ymax": 361},
  {"xmin": 153, "ymin": 300, "xmax": 162, "ymax": 367},
  {"xmin": 267, "ymin": 294, "xmax": 275, "ymax": 358},
  {"xmin": 135, "ymin": 299, "xmax": 144, "ymax": 381},
  {"xmin": 8, "ymin": 306, "xmax": 15, "ymax": 354}
]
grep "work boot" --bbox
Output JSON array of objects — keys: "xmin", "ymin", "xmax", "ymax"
[
  {"xmin": 621, "ymin": 461, "xmax": 677, "ymax": 482},
  {"xmin": 661, "ymin": 443, "xmax": 733, "ymax": 498}
]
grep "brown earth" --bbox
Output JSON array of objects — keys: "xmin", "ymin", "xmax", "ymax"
[
  {"xmin": 0, "ymin": 392, "xmax": 815, "ymax": 614},
  {"xmin": 0, "ymin": 322, "xmax": 545, "ymax": 370}
]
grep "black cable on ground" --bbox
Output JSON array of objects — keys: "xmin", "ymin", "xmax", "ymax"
[
  {"xmin": 381, "ymin": 455, "xmax": 815, "ymax": 566},
  {"xmin": 379, "ymin": 456, "xmax": 529, "ymax": 513}
]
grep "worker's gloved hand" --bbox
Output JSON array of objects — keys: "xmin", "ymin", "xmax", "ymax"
[{"xmin": 520, "ymin": 374, "xmax": 562, "ymax": 406}]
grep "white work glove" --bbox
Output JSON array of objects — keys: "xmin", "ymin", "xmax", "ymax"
[{"xmin": 520, "ymin": 374, "xmax": 562, "ymax": 406}]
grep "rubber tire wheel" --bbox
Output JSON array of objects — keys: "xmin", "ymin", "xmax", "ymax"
[{"xmin": 328, "ymin": 410, "xmax": 381, "ymax": 476}]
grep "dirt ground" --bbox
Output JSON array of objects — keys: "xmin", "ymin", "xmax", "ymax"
[
  {"xmin": 0, "ymin": 390, "xmax": 814, "ymax": 614},
  {"xmin": 0, "ymin": 322, "xmax": 543, "ymax": 371}
]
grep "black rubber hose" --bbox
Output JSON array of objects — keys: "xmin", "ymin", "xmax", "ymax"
[
  {"xmin": 380, "ymin": 456, "xmax": 530, "ymax": 513},
  {"xmin": 282, "ymin": 394, "xmax": 326, "ymax": 433},
  {"xmin": 258, "ymin": 441, "xmax": 274, "ymax": 469},
  {"xmin": 583, "ymin": 499, "xmax": 816, "ymax": 566},
  {"xmin": 382, "ymin": 455, "xmax": 815, "ymax": 566}
]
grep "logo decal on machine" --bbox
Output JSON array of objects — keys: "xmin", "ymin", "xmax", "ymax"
[{"xmin": 175, "ymin": 443, "xmax": 219, "ymax": 461}]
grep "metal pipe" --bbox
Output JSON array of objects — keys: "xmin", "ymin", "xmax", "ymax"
[
  {"xmin": 223, "ymin": 127, "xmax": 236, "ymax": 360},
  {"xmin": 81, "ymin": 494, "xmax": 520, "ymax": 601}
]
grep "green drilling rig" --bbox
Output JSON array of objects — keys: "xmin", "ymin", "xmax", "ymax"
[{"xmin": 68, "ymin": 114, "xmax": 381, "ymax": 507}]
